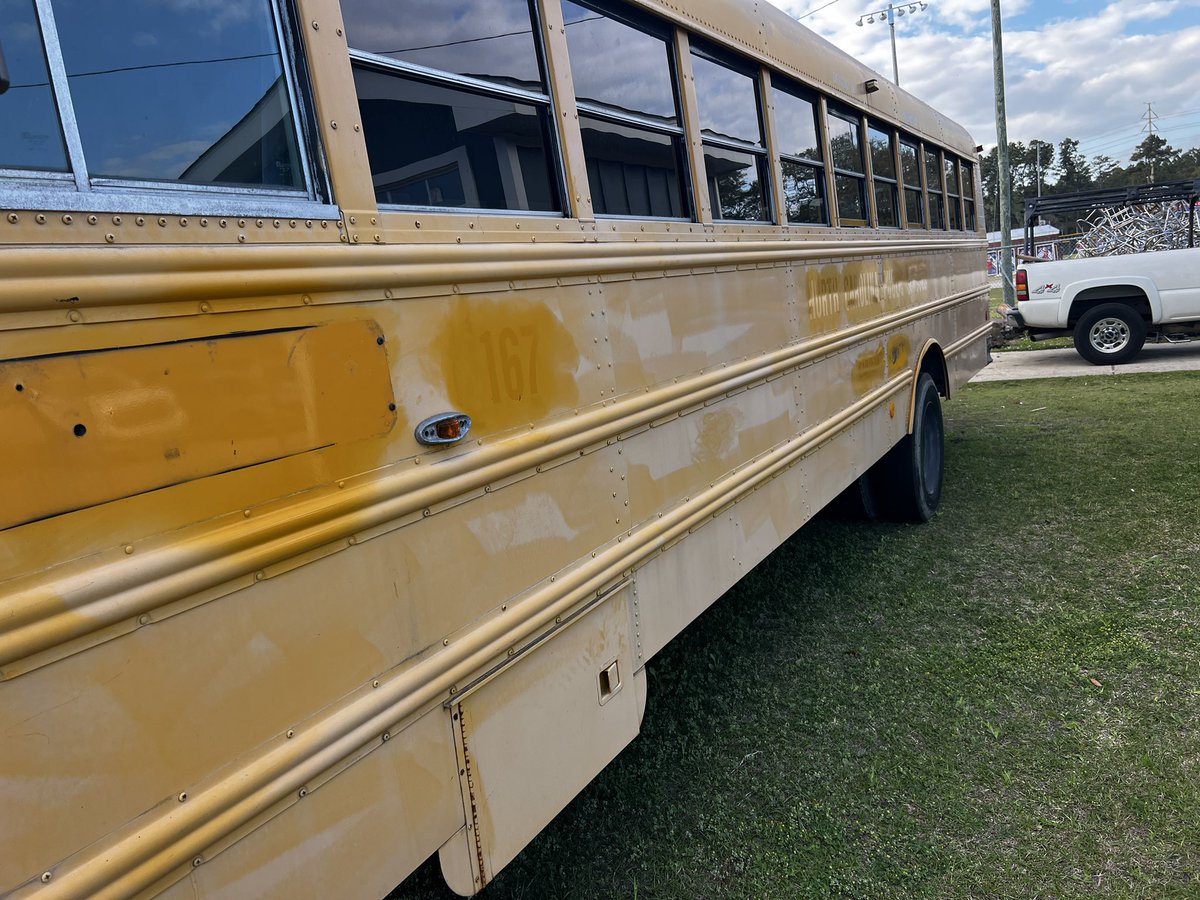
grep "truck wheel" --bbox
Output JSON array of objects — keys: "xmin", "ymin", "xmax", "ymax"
[
  {"xmin": 1073, "ymin": 303, "xmax": 1146, "ymax": 365},
  {"xmin": 876, "ymin": 372, "xmax": 943, "ymax": 523}
]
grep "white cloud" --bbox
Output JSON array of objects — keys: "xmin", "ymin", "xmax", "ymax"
[{"xmin": 766, "ymin": 0, "xmax": 1200, "ymax": 165}]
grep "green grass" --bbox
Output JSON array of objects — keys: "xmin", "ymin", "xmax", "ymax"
[{"xmin": 393, "ymin": 374, "xmax": 1200, "ymax": 900}]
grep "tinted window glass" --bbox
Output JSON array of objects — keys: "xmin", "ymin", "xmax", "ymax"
[
  {"xmin": 704, "ymin": 146, "xmax": 767, "ymax": 221},
  {"xmin": 343, "ymin": 0, "xmax": 542, "ymax": 90},
  {"xmin": 773, "ymin": 87, "xmax": 820, "ymax": 161},
  {"xmin": 691, "ymin": 52, "xmax": 762, "ymax": 146},
  {"xmin": 899, "ymin": 140, "xmax": 920, "ymax": 187},
  {"xmin": 945, "ymin": 156, "xmax": 960, "ymax": 194},
  {"xmin": 835, "ymin": 174, "xmax": 865, "ymax": 221},
  {"xmin": 355, "ymin": 67, "xmax": 560, "ymax": 212},
  {"xmin": 869, "ymin": 125, "xmax": 895, "ymax": 179},
  {"xmin": 904, "ymin": 189, "xmax": 924, "ymax": 227},
  {"xmin": 52, "ymin": 0, "xmax": 303, "ymax": 188},
  {"xmin": 782, "ymin": 159, "xmax": 824, "ymax": 225},
  {"xmin": 874, "ymin": 183, "xmax": 897, "ymax": 227},
  {"xmin": 827, "ymin": 113, "xmax": 862, "ymax": 173},
  {"xmin": 581, "ymin": 116, "xmax": 686, "ymax": 217},
  {"xmin": 0, "ymin": 0, "xmax": 68, "ymax": 171},
  {"xmin": 925, "ymin": 149, "xmax": 942, "ymax": 195},
  {"xmin": 562, "ymin": 1, "xmax": 675, "ymax": 123},
  {"xmin": 961, "ymin": 161, "xmax": 974, "ymax": 196}
]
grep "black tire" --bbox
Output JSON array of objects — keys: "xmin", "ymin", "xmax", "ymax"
[
  {"xmin": 825, "ymin": 472, "xmax": 881, "ymax": 522},
  {"xmin": 1073, "ymin": 302, "xmax": 1147, "ymax": 365},
  {"xmin": 875, "ymin": 372, "xmax": 944, "ymax": 523}
]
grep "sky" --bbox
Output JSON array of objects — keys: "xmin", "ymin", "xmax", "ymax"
[{"xmin": 764, "ymin": 0, "xmax": 1200, "ymax": 170}]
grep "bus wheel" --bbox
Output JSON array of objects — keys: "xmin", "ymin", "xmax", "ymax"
[{"xmin": 877, "ymin": 373, "xmax": 944, "ymax": 523}]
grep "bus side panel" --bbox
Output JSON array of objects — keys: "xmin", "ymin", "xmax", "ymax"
[
  {"xmin": 151, "ymin": 708, "xmax": 460, "ymax": 900},
  {"xmin": 633, "ymin": 404, "xmax": 900, "ymax": 663}
]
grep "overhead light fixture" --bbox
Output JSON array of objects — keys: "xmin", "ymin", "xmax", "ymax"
[
  {"xmin": 897, "ymin": 7, "xmax": 905, "ymax": 15},
  {"xmin": 856, "ymin": 15, "xmax": 864, "ymax": 25},
  {"xmin": 867, "ymin": 14, "xmax": 874, "ymax": 23},
  {"xmin": 909, "ymin": 3, "xmax": 918, "ymax": 11}
]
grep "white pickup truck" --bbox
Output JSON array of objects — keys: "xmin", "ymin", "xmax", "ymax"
[{"xmin": 1008, "ymin": 247, "xmax": 1200, "ymax": 364}]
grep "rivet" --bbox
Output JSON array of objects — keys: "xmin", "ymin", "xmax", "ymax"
[
  {"xmin": 382, "ymin": 731, "xmax": 391, "ymax": 741},
  {"xmin": 105, "ymin": 233, "xmax": 115, "ymax": 243},
  {"xmin": 200, "ymin": 302, "xmax": 211, "ymax": 313},
  {"xmin": 256, "ymin": 219, "xmax": 264, "ymax": 229},
  {"xmin": 219, "ymin": 219, "xmax": 227, "ymax": 228},
  {"xmin": 337, "ymin": 480, "xmax": 345, "ymax": 489},
  {"xmin": 135, "ymin": 216, "xmax": 145, "ymax": 226},
  {"xmin": 384, "ymin": 289, "xmax": 394, "ymax": 299},
  {"xmin": 273, "ymin": 220, "xmax": 281, "ymax": 228},
  {"xmin": 349, "ymin": 216, "xmax": 357, "ymax": 225},
  {"xmin": 337, "ymin": 27, "xmax": 343, "ymax": 36},
  {"xmin": 353, "ymin": 234, "xmax": 359, "ymax": 242},
  {"xmin": 62, "ymin": 214, "xmax": 72, "ymax": 225},
  {"xmin": 286, "ymin": 729, "xmax": 295, "ymax": 738},
  {"xmin": 372, "ymin": 680, "xmax": 380, "ymax": 688},
  {"xmin": 555, "ymin": 616, "xmax": 562, "ymax": 624},
  {"xmin": 201, "ymin": 218, "xmax": 209, "ymax": 227},
  {"xmin": 138, "ymin": 614, "xmax": 150, "ymax": 626},
  {"xmin": 239, "ymin": 234, "xmax": 247, "ymax": 243},
  {"xmin": 36, "ymin": 214, "xmax": 46, "ymax": 224},
  {"xmin": 449, "ymin": 685, "xmax": 458, "ymax": 694},
  {"xmin": 290, "ymin": 220, "xmax": 297, "ymax": 228},
  {"xmin": 298, "ymin": 788, "xmax": 308, "ymax": 798},
  {"xmin": 311, "ymin": 20, "xmax": 319, "ymax": 29},
  {"xmin": 443, "ymin": 638, "xmax": 450, "ymax": 646},
  {"xmin": 501, "ymin": 604, "xmax": 508, "ymax": 611},
  {"xmin": 178, "ymin": 792, "xmax": 188, "ymax": 802},
  {"xmin": 302, "ymin": 294, "xmax": 312, "ymax": 305},
  {"xmin": 507, "ymin": 648, "xmax": 515, "ymax": 657},
  {"xmin": 179, "ymin": 217, "xmax": 188, "ymax": 227},
  {"xmin": 415, "ymin": 221, "xmax": 421, "ymax": 228},
  {"xmin": 7, "ymin": 213, "xmax": 17, "ymax": 223},
  {"xmin": 68, "ymin": 310, "xmax": 82, "ymax": 322},
  {"xmin": 354, "ymin": 123, "xmax": 361, "ymax": 132},
  {"xmin": 331, "ymin": 120, "xmax": 338, "ymax": 129},
  {"xmin": 238, "ymin": 219, "xmax": 246, "ymax": 228},
  {"xmin": 41, "ymin": 872, "xmax": 52, "ymax": 883},
  {"xmin": 158, "ymin": 217, "xmax": 167, "ymax": 227},
  {"xmin": 192, "ymin": 858, "xmax": 202, "ymax": 868},
  {"xmin": 254, "ymin": 571, "xmax": 265, "ymax": 582}
]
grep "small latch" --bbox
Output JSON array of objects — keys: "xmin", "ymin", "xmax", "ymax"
[
  {"xmin": 415, "ymin": 411, "xmax": 472, "ymax": 446},
  {"xmin": 598, "ymin": 660, "xmax": 621, "ymax": 705}
]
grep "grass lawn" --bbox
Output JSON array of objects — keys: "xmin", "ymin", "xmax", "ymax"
[{"xmin": 394, "ymin": 373, "xmax": 1200, "ymax": 900}]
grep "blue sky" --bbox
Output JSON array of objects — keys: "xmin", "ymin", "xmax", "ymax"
[{"xmin": 765, "ymin": 0, "xmax": 1200, "ymax": 175}]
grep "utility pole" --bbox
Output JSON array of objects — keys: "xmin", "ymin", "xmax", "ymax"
[
  {"xmin": 1142, "ymin": 101, "xmax": 1159, "ymax": 182},
  {"xmin": 990, "ymin": 0, "xmax": 1014, "ymax": 306}
]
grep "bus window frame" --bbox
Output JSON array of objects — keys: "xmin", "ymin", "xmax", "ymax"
[
  {"xmin": 347, "ymin": 0, "xmax": 570, "ymax": 218},
  {"xmin": 563, "ymin": 0, "xmax": 693, "ymax": 222},
  {"xmin": 0, "ymin": 0, "xmax": 331, "ymax": 220},
  {"xmin": 825, "ymin": 104, "xmax": 868, "ymax": 228},
  {"xmin": 687, "ymin": 37, "xmax": 774, "ymax": 225},
  {"xmin": 769, "ymin": 74, "xmax": 829, "ymax": 228},
  {"xmin": 898, "ymin": 134, "xmax": 925, "ymax": 230},
  {"xmin": 922, "ymin": 142, "xmax": 946, "ymax": 231},
  {"xmin": 867, "ymin": 119, "xmax": 899, "ymax": 229}
]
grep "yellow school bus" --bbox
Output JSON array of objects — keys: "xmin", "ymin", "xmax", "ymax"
[{"xmin": 0, "ymin": 0, "xmax": 988, "ymax": 896}]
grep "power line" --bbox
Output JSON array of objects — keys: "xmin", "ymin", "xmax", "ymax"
[{"xmin": 797, "ymin": 0, "xmax": 845, "ymax": 19}]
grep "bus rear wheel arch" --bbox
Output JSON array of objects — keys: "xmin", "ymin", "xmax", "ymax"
[{"xmin": 870, "ymin": 371, "xmax": 945, "ymax": 523}]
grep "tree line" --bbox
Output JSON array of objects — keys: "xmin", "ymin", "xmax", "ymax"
[{"xmin": 979, "ymin": 134, "xmax": 1200, "ymax": 232}]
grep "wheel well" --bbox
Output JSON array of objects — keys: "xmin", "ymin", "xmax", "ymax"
[
  {"xmin": 1067, "ymin": 289, "xmax": 1151, "ymax": 327},
  {"xmin": 918, "ymin": 343, "xmax": 949, "ymax": 397}
]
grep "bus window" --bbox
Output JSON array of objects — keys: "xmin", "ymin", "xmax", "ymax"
[
  {"xmin": 868, "ymin": 122, "xmax": 898, "ymax": 228},
  {"xmin": 772, "ymin": 81, "xmax": 827, "ymax": 225},
  {"xmin": 1, "ymin": 0, "xmax": 309, "ymax": 193},
  {"xmin": 690, "ymin": 44, "xmax": 770, "ymax": 222},
  {"xmin": 924, "ymin": 145, "xmax": 945, "ymax": 230},
  {"xmin": 563, "ymin": 0, "xmax": 690, "ymax": 219},
  {"xmin": 962, "ymin": 160, "xmax": 977, "ymax": 230},
  {"xmin": 945, "ymin": 155, "xmax": 962, "ymax": 230},
  {"xmin": 827, "ymin": 109, "xmax": 867, "ymax": 225},
  {"xmin": 0, "ymin": 0, "xmax": 68, "ymax": 172},
  {"xmin": 344, "ymin": 0, "xmax": 563, "ymax": 213},
  {"xmin": 899, "ymin": 137, "xmax": 924, "ymax": 228}
]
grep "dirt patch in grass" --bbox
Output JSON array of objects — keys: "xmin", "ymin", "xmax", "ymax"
[{"xmin": 392, "ymin": 374, "xmax": 1200, "ymax": 900}]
